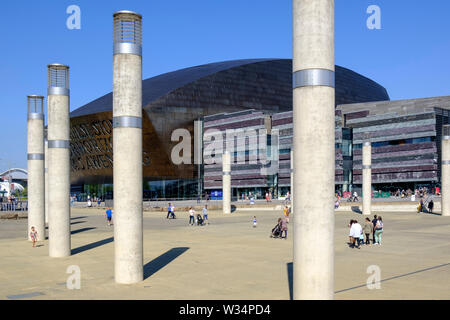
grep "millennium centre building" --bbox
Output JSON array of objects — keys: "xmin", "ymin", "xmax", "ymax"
[{"xmin": 67, "ymin": 58, "xmax": 449, "ymax": 200}]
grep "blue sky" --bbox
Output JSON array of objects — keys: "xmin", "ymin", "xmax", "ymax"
[{"xmin": 1, "ymin": 0, "xmax": 449, "ymax": 171}]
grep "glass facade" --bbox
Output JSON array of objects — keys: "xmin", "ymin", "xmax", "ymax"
[{"xmin": 72, "ymin": 179, "xmax": 200, "ymax": 201}]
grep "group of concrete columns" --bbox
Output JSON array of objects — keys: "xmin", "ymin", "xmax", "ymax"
[{"xmin": 26, "ymin": 11, "xmax": 144, "ymax": 284}]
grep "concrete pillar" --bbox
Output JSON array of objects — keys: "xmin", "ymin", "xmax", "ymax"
[
  {"xmin": 442, "ymin": 125, "xmax": 450, "ymax": 217},
  {"xmin": 290, "ymin": 149, "xmax": 294, "ymax": 210},
  {"xmin": 362, "ymin": 141, "xmax": 372, "ymax": 215},
  {"xmin": 292, "ymin": 0, "xmax": 335, "ymax": 299},
  {"xmin": 113, "ymin": 11, "xmax": 143, "ymax": 284},
  {"xmin": 47, "ymin": 64, "xmax": 71, "ymax": 257},
  {"xmin": 44, "ymin": 136, "xmax": 48, "ymax": 224},
  {"xmin": 27, "ymin": 96, "xmax": 45, "ymax": 241},
  {"xmin": 222, "ymin": 151, "xmax": 231, "ymax": 214}
]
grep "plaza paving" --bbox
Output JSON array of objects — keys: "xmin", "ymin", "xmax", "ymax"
[{"xmin": 0, "ymin": 205, "xmax": 449, "ymax": 300}]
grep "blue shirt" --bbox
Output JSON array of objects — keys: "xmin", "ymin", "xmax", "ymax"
[{"xmin": 106, "ymin": 209, "xmax": 112, "ymax": 217}]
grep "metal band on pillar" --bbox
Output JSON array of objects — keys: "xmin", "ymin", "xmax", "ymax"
[
  {"xmin": 442, "ymin": 160, "xmax": 450, "ymax": 165},
  {"xmin": 293, "ymin": 69, "xmax": 335, "ymax": 88},
  {"xmin": 443, "ymin": 136, "xmax": 450, "ymax": 141},
  {"xmin": 223, "ymin": 171, "xmax": 231, "ymax": 175},
  {"xmin": 113, "ymin": 11, "xmax": 142, "ymax": 56},
  {"xmin": 28, "ymin": 153, "xmax": 45, "ymax": 160},
  {"xmin": 113, "ymin": 116, "xmax": 142, "ymax": 129},
  {"xmin": 362, "ymin": 165, "xmax": 371, "ymax": 169},
  {"xmin": 48, "ymin": 140, "xmax": 70, "ymax": 149},
  {"xmin": 28, "ymin": 113, "xmax": 44, "ymax": 120}
]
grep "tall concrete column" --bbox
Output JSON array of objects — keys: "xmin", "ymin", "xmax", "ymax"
[
  {"xmin": 47, "ymin": 64, "xmax": 71, "ymax": 257},
  {"xmin": 44, "ymin": 136, "xmax": 48, "ymax": 224},
  {"xmin": 293, "ymin": 0, "xmax": 335, "ymax": 299},
  {"xmin": 442, "ymin": 125, "xmax": 450, "ymax": 217},
  {"xmin": 113, "ymin": 11, "xmax": 143, "ymax": 284},
  {"xmin": 27, "ymin": 96, "xmax": 45, "ymax": 241},
  {"xmin": 222, "ymin": 151, "xmax": 231, "ymax": 214},
  {"xmin": 362, "ymin": 140, "xmax": 372, "ymax": 215},
  {"xmin": 290, "ymin": 149, "xmax": 294, "ymax": 210}
]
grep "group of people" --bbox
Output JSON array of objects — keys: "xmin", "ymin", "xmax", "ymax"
[
  {"xmin": 188, "ymin": 205, "xmax": 209, "ymax": 226},
  {"xmin": 418, "ymin": 198, "xmax": 434, "ymax": 213},
  {"xmin": 165, "ymin": 203, "xmax": 209, "ymax": 225},
  {"xmin": 348, "ymin": 215, "xmax": 384, "ymax": 249},
  {"xmin": 270, "ymin": 205, "xmax": 291, "ymax": 239}
]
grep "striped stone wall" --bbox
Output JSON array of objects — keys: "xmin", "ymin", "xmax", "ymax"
[{"xmin": 338, "ymin": 96, "xmax": 450, "ymax": 186}]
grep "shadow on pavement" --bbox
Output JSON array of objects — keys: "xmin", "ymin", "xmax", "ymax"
[
  {"xmin": 71, "ymin": 221, "xmax": 86, "ymax": 225},
  {"xmin": 71, "ymin": 236, "xmax": 114, "ymax": 255},
  {"xmin": 71, "ymin": 227, "xmax": 96, "ymax": 235},
  {"xmin": 351, "ymin": 206, "xmax": 362, "ymax": 214},
  {"xmin": 287, "ymin": 262, "xmax": 293, "ymax": 300},
  {"xmin": 144, "ymin": 247, "xmax": 189, "ymax": 279},
  {"xmin": 71, "ymin": 216, "xmax": 88, "ymax": 220}
]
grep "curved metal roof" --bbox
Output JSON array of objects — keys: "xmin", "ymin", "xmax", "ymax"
[
  {"xmin": 70, "ymin": 58, "xmax": 389, "ymax": 118},
  {"xmin": 70, "ymin": 58, "xmax": 277, "ymax": 118}
]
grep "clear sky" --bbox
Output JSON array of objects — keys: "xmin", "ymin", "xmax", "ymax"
[{"xmin": 1, "ymin": 0, "xmax": 449, "ymax": 171}]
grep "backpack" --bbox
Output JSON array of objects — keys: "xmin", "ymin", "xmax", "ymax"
[{"xmin": 376, "ymin": 220, "xmax": 383, "ymax": 229}]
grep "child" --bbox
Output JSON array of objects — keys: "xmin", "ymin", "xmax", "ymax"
[
  {"xmin": 253, "ymin": 216, "xmax": 257, "ymax": 228},
  {"xmin": 105, "ymin": 207, "xmax": 113, "ymax": 226},
  {"xmin": 359, "ymin": 231, "xmax": 365, "ymax": 246},
  {"xmin": 30, "ymin": 226, "xmax": 38, "ymax": 248}
]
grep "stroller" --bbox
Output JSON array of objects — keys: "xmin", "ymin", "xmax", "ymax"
[
  {"xmin": 270, "ymin": 223, "xmax": 282, "ymax": 238},
  {"xmin": 196, "ymin": 214, "xmax": 204, "ymax": 226}
]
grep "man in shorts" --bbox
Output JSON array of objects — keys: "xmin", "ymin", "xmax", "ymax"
[{"xmin": 105, "ymin": 207, "xmax": 113, "ymax": 226}]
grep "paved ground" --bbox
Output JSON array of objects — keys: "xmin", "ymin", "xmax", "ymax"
[{"xmin": 0, "ymin": 206, "xmax": 449, "ymax": 300}]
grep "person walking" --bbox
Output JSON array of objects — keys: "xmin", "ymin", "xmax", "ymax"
[
  {"xmin": 418, "ymin": 199, "xmax": 424, "ymax": 213},
  {"xmin": 202, "ymin": 205, "xmax": 209, "ymax": 225},
  {"xmin": 253, "ymin": 216, "xmax": 257, "ymax": 228},
  {"xmin": 283, "ymin": 205, "xmax": 290, "ymax": 223},
  {"xmin": 171, "ymin": 204, "xmax": 176, "ymax": 219},
  {"xmin": 105, "ymin": 207, "xmax": 113, "ymax": 226},
  {"xmin": 30, "ymin": 226, "xmax": 38, "ymax": 248},
  {"xmin": 363, "ymin": 217, "xmax": 373, "ymax": 245},
  {"xmin": 428, "ymin": 199, "xmax": 434, "ymax": 213},
  {"xmin": 374, "ymin": 216, "xmax": 384, "ymax": 245},
  {"xmin": 371, "ymin": 215, "xmax": 378, "ymax": 243},
  {"xmin": 189, "ymin": 207, "xmax": 195, "ymax": 225},
  {"xmin": 280, "ymin": 216, "xmax": 288, "ymax": 239},
  {"xmin": 348, "ymin": 219, "xmax": 355, "ymax": 245},
  {"xmin": 167, "ymin": 203, "xmax": 172, "ymax": 219},
  {"xmin": 350, "ymin": 220, "xmax": 363, "ymax": 249}
]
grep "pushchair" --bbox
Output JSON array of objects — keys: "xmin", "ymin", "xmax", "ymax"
[
  {"xmin": 196, "ymin": 214, "xmax": 204, "ymax": 226},
  {"xmin": 270, "ymin": 223, "xmax": 282, "ymax": 238}
]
